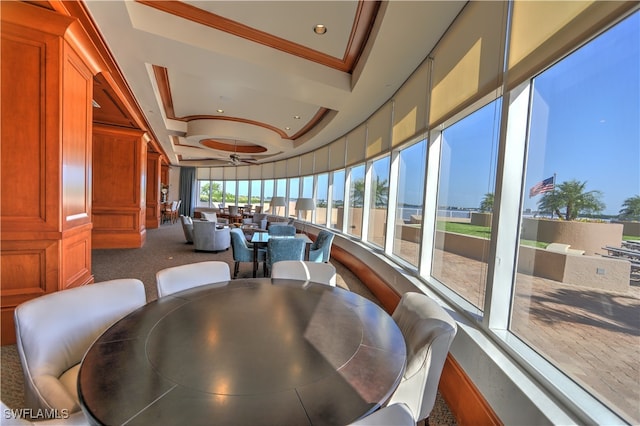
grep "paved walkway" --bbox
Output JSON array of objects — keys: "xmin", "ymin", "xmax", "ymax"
[{"xmin": 432, "ymin": 247, "xmax": 639, "ymax": 423}]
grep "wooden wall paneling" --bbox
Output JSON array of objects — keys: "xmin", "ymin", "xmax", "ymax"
[
  {"xmin": 92, "ymin": 125, "xmax": 147, "ymax": 248},
  {"xmin": 146, "ymin": 152, "xmax": 161, "ymax": 228},
  {"xmin": 1, "ymin": 2, "xmax": 100, "ymax": 344}
]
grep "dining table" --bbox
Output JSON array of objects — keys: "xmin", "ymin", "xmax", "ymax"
[
  {"xmin": 78, "ymin": 278, "xmax": 407, "ymax": 426},
  {"xmin": 251, "ymin": 232, "xmax": 313, "ymax": 277}
]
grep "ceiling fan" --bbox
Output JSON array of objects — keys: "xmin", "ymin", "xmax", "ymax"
[{"xmin": 228, "ymin": 153, "xmax": 257, "ymax": 165}]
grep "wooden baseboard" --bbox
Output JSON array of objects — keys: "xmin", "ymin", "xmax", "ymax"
[{"xmin": 330, "ymin": 243, "xmax": 501, "ymax": 426}]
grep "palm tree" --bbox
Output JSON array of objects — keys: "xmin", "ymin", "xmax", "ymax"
[
  {"xmin": 537, "ymin": 179, "xmax": 605, "ymax": 220},
  {"xmin": 619, "ymin": 195, "xmax": 640, "ymax": 221},
  {"xmin": 479, "ymin": 193, "xmax": 494, "ymax": 213},
  {"xmin": 351, "ymin": 177, "xmax": 389, "ymax": 208}
]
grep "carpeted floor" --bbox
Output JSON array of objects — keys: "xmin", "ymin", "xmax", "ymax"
[{"xmin": 1, "ymin": 222, "xmax": 457, "ymax": 425}]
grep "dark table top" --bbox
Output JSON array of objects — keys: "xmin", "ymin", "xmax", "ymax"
[{"xmin": 78, "ymin": 278, "xmax": 406, "ymax": 426}]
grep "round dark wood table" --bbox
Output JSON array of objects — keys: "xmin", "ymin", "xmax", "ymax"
[{"xmin": 78, "ymin": 278, "xmax": 406, "ymax": 426}]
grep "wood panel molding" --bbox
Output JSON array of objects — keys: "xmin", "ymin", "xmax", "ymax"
[
  {"xmin": 146, "ymin": 152, "xmax": 162, "ymax": 229},
  {"xmin": 1, "ymin": 2, "xmax": 97, "ymax": 344},
  {"xmin": 328, "ymin": 236, "xmax": 501, "ymax": 425},
  {"xmin": 92, "ymin": 125, "xmax": 147, "ymax": 249}
]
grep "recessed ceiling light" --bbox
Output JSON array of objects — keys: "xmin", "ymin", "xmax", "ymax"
[
  {"xmin": 216, "ymin": 109, "xmax": 224, "ymax": 113},
  {"xmin": 313, "ymin": 24, "xmax": 327, "ymax": 35},
  {"xmin": 293, "ymin": 115, "xmax": 301, "ymax": 119},
  {"xmin": 285, "ymin": 127, "xmax": 291, "ymax": 130}
]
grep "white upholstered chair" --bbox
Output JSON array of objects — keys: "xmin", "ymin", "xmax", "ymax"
[
  {"xmin": 271, "ymin": 260, "xmax": 337, "ymax": 286},
  {"xmin": 14, "ymin": 279, "xmax": 146, "ymax": 414},
  {"xmin": 1, "ymin": 401, "xmax": 88, "ymax": 425},
  {"xmin": 156, "ymin": 261, "xmax": 230, "ymax": 298},
  {"xmin": 386, "ymin": 292, "xmax": 457, "ymax": 423},
  {"xmin": 348, "ymin": 403, "xmax": 415, "ymax": 426}
]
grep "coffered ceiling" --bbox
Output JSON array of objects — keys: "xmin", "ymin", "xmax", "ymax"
[{"xmin": 81, "ymin": 1, "xmax": 465, "ymax": 167}]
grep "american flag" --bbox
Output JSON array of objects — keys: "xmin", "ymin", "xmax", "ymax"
[{"xmin": 529, "ymin": 176, "xmax": 555, "ymax": 198}]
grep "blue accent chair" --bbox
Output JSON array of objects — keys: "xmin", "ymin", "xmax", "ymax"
[
  {"xmin": 266, "ymin": 237, "xmax": 305, "ymax": 276},
  {"xmin": 268, "ymin": 224, "xmax": 296, "ymax": 236},
  {"xmin": 230, "ymin": 228, "xmax": 265, "ymax": 278},
  {"xmin": 309, "ymin": 229, "xmax": 335, "ymax": 263}
]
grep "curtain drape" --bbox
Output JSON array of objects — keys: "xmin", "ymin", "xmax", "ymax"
[{"xmin": 179, "ymin": 167, "xmax": 196, "ymax": 217}]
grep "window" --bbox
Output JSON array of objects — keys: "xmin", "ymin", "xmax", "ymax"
[
  {"xmin": 347, "ymin": 164, "xmax": 365, "ymax": 238},
  {"xmin": 288, "ymin": 177, "xmax": 299, "ymax": 217},
  {"xmin": 331, "ymin": 170, "xmax": 345, "ymax": 230},
  {"xmin": 250, "ymin": 180, "xmax": 261, "ymax": 205},
  {"xmin": 315, "ymin": 173, "xmax": 329, "ymax": 226},
  {"xmin": 210, "ymin": 180, "xmax": 223, "ymax": 207},
  {"xmin": 367, "ymin": 156, "xmax": 390, "ymax": 248},
  {"xmin": 225, "ymin": 180, "xmax": 237, "ymax": 206},
  {"xmin": 263, "ymin": 179, "xmax": 274, "ymax": 212},
  {"xmin": 431, "ymin": 100, "xmax": 500, "ymax": 310},
  {"xmin": 196, "ymin": 180, "xmax": 211, "ymax": 207},
  {"xmin": 510, "ymin": 14, "xmax": 639, "ymax": 424},
  {"xmin": 237, "ymin": 180, "xmax": 249, "ymax": 206},
  {"xmin": 393, "ymin": 140, "xmax": 427, "ymax": 266}
]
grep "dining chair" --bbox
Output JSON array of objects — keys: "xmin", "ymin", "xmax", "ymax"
[
  {"xmin": 14, "ymin": 279, "xmax": 146, "ymax": 413},
  {"xmin": 266, "ymin": 238, "xmax": 306, "ymax": 276},
  {"xmin": 156, "ymin": 261, "xmax": 230, "ymax": 298},
  {"xmin": 268, "ymin": 224, "xmax": 296, "ymax": 236},
  {"xmin": 271, "ymin": 260, "xmax": 337, "ymax": 286},
  {"xmin": 348, "ymin": 403, "xmax": 414, "ymax": 426},
  {"xmin": 230, "ymin": 228, "xmax": 265, "ymax": 278},
  {"xmin": 309, "ymin": 229, "xmax": 335, "ymax": 263},
  {"xmin": 1, "ymin": 400, "xmax": 89, "ymax": 425},
  {"xmin": 386, "ymin": 292, "xmax": 457, "ymax": 423}
]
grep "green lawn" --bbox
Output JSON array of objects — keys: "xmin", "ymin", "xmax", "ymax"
[{"xmin": 435, "ymin": 221, "xmax": 547, "ymax": 248}]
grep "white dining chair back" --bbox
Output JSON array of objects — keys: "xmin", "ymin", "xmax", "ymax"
[
  {"xmin": 156, "ymin": 261, "xmax": 230, "ymax": 298},
  {"xmin": 271, "ymin": 260, "xmax": 337, "ymax": 286},
  {"xmin": 348, "ymin": 403, "xmax": 414, "ymax": 426},
  {"xmin": 14, "ymin": 279, "xmax": 146, "ymax": 413},
  {"xmin": 386, "ymin": 292, "xmax": 457, "ymax": 423}
]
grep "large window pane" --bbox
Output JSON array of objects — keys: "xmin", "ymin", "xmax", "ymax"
[
  {"xmin": 250, "ymin": 180, "xmax": 261, "ymax": 206},
  {"xmin": 393, "ymin": 140, "xmax": 427, "ymax": 265},
  {"xmin": 225, "ymin": 181, "xmax": 237, "ymax": 206},
  {"xmin": 347, "ymin": 165, "xmax": 365, "ymax": 238},
  {"xmin": 237, "ymin": 180, "xmax": 249, "ymax": 206},
  {"xmin": 368, "ymin": 156, "xmax": 390, "ymax": 248},
  {"xmin": 210, "ymin": 180, "xmax": 223, "ymax": 207},
  {"xmin": 288, "ymin": 177, "xmax": 299, "ymax": 218},
  {"xmin": 511, "ymin": 15, "xmax": 639, "ymax": 424},
  {"xmin": 331, "ymin": 170, "xmax": 345, "ymax": 230},
  {"xmin": 432, "ymin": 99, "xmax": 501, "ymax": 310},
  {"xmin": 315, "ymin": 173, "xmax": 329, "ymax": 226},
  {"xmin": 196, "ymin": 180, "xmax": 211, "ymax": 208},
  {"xmin": 263, "ymin": 179, "xmax": 274, "ymax": 213}
]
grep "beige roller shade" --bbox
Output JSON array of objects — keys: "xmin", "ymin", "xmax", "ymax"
[
  {"xmin": 314, "ymin": 145, "xmax": 330, "ymax": 173},
  {"xmin": 300, "ymin": 152, "xmax": 314, "ymax": 175},
  {"xmin": 329, "ymin": 137, "xmax": 346, "ymax": 170},
  {"xmin": 248, "ymin": 164, "xmax": 261, "ymax": 180},
  {"xmin": 262, "ymin": 162, "xmax": 275, "ymax": 179},
  {"xmin": 287, "ymin": 157, "xmax": 300, "ymax": 177},
  {"xmin": 507, "ymin": 1, "xmax": 634, "ymax": 89},
  {"xmin": 366, "ymin": 102, "xmax": 392, "ymax": 158},
  {"xmin": 392, "ymin": 63, "xmax": 429, "ymax": 146},
  {"xmin": 346, "ymin": 125, "xmax": 366, "ymax": 166},
  {"xmin": 196, "ymin": 167, "xmax": 211, "ymax": 180},
  {"xmin": 274, "ymin": 160, "xmax": 287, "ymax": 178},
  {"xmin": 235, "ymin": 165, "xmax": 250, "ymax": 179},
  {"xmin": 429, "ymin": 1, "xmax": 508, "ymax": 127}
]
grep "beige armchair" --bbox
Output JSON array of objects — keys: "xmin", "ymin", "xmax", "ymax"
[{"xmin": 14, "ymin": 279, "xmax": 146, "ymax": 414}]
